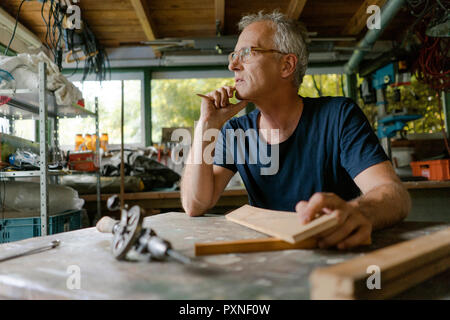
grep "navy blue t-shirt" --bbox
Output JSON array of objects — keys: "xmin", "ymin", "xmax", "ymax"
[{"xmin": 213, "ymin": 96, "xmax": 389, "ymax": 211}]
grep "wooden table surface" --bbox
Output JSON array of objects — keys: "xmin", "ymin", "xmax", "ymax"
[
  {"xmin": 0, "ymin": 212, "xmax": 449, "ymax": 300},
  {"xmin": 80, "ymin": 181, "xmax": 450, "ymax": 202}
]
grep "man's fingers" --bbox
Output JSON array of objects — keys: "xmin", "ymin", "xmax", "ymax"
[
  {"xmin": 301, "ymin": 193, "xmax": 344, "ymax": 224},
  {"xmin": 218, "ymin": 87, "xmax": 228, "ymax": 107},
  {"xmin": 224, "ymin": 86, "xmax": 235, "ymax": 98},
  {"xmin": 336, "ymin": 224, "xmax": 372, "ymax": 250},
  {"xmin": 315, "ymin": 209, "xmax": 348, "ymax": 237},
  {"xmin": 295, "ymin": 200, "xmax": 308, "ymax": 213},
  {"xmin": 211, "ymin": 91, "xmax": 221, "ymax": 108},
  {"xmin": 317, "ymin": 214, "xmax": 359, "ymax": 248}
]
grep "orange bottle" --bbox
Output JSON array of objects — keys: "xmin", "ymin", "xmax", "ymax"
[
  {"xmin": 84, "ymin": 134, "xmax": 92, "ymax": 151},
  {"xmin": 92, "ymin": 134, "xmax": 98, "ymax": 151},
  {"xmin": 75, "ymin": 134, "xmax": 84, "ymax": 151},
  {"xmin": 100, "ymin": 133, "xmax": 109, "ymax": 152}
]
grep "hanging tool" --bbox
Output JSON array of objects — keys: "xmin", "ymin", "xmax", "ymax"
[
  {"xmin": 0, "ymin": 240, "xmax": 60, "ymax": 263},
  {"xmin": 96, "ymin": 195, "xmax": 191, "ymax": 264}
]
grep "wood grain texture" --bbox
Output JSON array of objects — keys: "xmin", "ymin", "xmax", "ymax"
[
  {"xmin": 215, "ymin": 0, "xmax": 225, "ymax": 33},
  {"xmin": 129, "ymin": 0, "xmax": 158, "ymax": 40},
  {"xmin": 310, "ymin": 227, "xmax": 450, "ymax": 299},
  {"xmin": 195, "ymin": 237, "xmax": 318, "ymax": 256},
  {"xmin": 225, "ymin": 204, "xmax": 338, "ymax": 244},
  {"xmin": 341, "ymin": 0, "xmax": 387, "ymax": 35},
  {"xmin": 286, "ymin": 0, "xmax": 308, "ymax": 20}
]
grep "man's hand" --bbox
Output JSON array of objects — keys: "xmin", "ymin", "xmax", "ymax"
[
  {"xmin": 295, "ymin": 192, "xmax": 372, "ymax": 250},
  {"xmin": 198, "ymin": 86, "xmax": 248, "ymax": 129}
]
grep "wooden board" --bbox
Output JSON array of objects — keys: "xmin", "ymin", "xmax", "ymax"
[
  {"xmin": 195, "ymin": 237, "xmax": 318, "ymax": 256},
  {"xmin": 309, "ymin": 227, "xmax": 450, "ymax": 299},
  {"xmin": 225, "ymin": 204, "xmax": 338, "ymax": 244}
]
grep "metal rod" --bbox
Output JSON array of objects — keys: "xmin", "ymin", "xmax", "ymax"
[
  {"xmin": 344, "ymin": 0, "xmax": 406, "ymax": 74},
  {"xmin": 95, "ymin": 97, "xmax": 101, "ymax": 223},
  {"xmin": 0, "ymin": 240, "xmax": 60, "ymax": 263},
  {"xmin": 167, "ymin": 249, "xmax": 192, "ymax": 265},
  {"xmin": 38, "ymin": 62, "xmax": 49, "ymax": 236},
  {"xmin": 120, "ymin": 81, "xmax": 124, "ymax": 210}
]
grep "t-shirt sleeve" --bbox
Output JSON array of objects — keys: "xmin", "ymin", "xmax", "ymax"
[
  {"xmin": 213, "ymin": 120, "xmax": 238, "ymax": 173},
  {"xmin": 339, "ymin": 98, "xmax": 389, "ymax": 179}
]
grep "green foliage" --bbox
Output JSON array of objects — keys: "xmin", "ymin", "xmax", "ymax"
[
  {"xmin": 299, "ymin": 74, "xmax": 345, "ymax": 98},
  {"xmin": 151, "ymin": 78, "xmax": 235, "ymax": 143},
  {"xmin": 357, "ymin": 75, "xmax": 444, "ymax": 134}
]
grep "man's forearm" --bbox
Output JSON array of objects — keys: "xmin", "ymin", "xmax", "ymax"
[
  {"xmin": 180, "ymin": 121, "xmax": 216, "ymax": 216},
  {"xmin": 350, "ymin": 182, "xmax": 411, "ymax": 230}
]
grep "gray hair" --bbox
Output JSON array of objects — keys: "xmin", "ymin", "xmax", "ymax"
[{"xmin": 238, "ymin": 10, "xmax": 309, "ymax": 88}]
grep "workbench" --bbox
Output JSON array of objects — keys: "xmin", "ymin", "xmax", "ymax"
[
  {"xmin": 80, "ymin": 181, "xmax": 450, "ymax": 224},
  {"xmin": 0, "ymin": 212, "xmax": 449, "ymax": 299}
]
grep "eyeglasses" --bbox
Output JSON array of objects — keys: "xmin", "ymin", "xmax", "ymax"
[{"xmin": 228, "ymin": 46, "xmax": 285, "ymax": 64}]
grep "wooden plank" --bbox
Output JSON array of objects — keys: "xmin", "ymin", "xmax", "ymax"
[
  {"xmin": 310, "ymin": 227, "xmax": 450, "ymax": 299},
  {"xmin": 341, "ymin": 0, "xmax": 387, "ymax": 35},
  {"xmin": 215, "ymin": 0, "xmax": 225, "ymax": 34},
  {"xmin": 195, "ymin": 237, "xmax": 317, "ymax": 256},
  {"xmin": 150, "ymin": 9, "xmax": 215, "ymax": 26},
  {"xmin": 147, "ymin": 0, "xmax": 214, "ymax": 10},
  {"xmin": 81, "ymin": 189, "xmax": 247, "ymax": 202},
  {"xmin": 286, "ymin": 0, "xmax": 308, "ymax": 20},
  {"xmin": 225, "ymin": 204, "xmax": 339, "ymax": 244},
  {"xmin": 129, "ymin": 0, "xmax": 158, "ymax": 40},
  {"xmin": 403, "ymin": 181, "xmax": 450, "ymax": 190}
]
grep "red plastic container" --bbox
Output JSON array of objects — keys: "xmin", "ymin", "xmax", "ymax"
[
  {"xmin": 410, "ymin": 159, "xmax": 450, "ymax": 181},
  {"xmin": 68, "ymin": 151, "xmax": 98, "ymax": 172}
]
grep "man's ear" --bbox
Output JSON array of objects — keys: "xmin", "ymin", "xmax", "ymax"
[{"xmin": 280, "ymin": 54, "xmax": 298, "ymax": 79}]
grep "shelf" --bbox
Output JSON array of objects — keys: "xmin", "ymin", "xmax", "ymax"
[
  {"xmin": 0, "ymin": 170, "xmax": 99, "ymax": 178},
  {"xmin": 0, "ymin": 90, "xmax": 95, "ymax": 119}
]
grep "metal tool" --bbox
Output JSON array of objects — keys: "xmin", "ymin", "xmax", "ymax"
[
  {"xmin": 96, "ymin": 195, "xmax": 191, "ymax": 264},
  {"xmin": 0, "ymin": 240, "xmax": 60, "ymax": 263}
]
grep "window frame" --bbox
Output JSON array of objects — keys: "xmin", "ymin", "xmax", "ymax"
[{"xmin": 63, "ymin": 71, "xmax": 146, "ymax": 149}]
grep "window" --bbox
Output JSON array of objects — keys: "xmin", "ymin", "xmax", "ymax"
[
  {"xmin": 300, "ymin": 74, "xmax": 346, "ymax": 98},
  {"xmin": 12, "ymin": 119, "xmax": 35, "ymax": 141},
  {"xmin": 59, "ymin": 72, "xmax": 144, "ymax": 149},
  {"xmin": 151, "ymin": 71, "xmax": 235, "ymax": 144}
]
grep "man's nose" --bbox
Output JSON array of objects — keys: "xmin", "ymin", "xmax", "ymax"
[{"xmin": 228, "ymin": 56, "xmax": 242, "ymax": 72}]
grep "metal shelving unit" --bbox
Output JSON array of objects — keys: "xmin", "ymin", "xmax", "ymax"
[{"xmin": 0, "ymin": 61, "xmax": 101, "ymax": 236}]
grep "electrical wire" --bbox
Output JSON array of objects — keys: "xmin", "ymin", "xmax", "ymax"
[
  {"xmin": 38, "ymin": 0, "xmax": 110, "ymax": 79},
  {"xmin": 4, "ymin": 0, "xmax": 27, "ymax": 56}
]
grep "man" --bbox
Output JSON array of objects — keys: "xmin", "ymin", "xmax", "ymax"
[{"xmin": 180, "ymin": 11, "xmax": 411, "ymax": 250}]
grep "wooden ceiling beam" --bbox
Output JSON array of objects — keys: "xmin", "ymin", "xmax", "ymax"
[
  {"xmin": 341, "ymin": 0, "xmax": 387, "ymax": 35},
  {"xmin": 215, "ymin": 0, "xmax": 225, "ymax": 35},
  {"xmin": 129, "ymin": 0, "xmax": 157, "ymax": 40},
  {"xmin": 286, "ymin": 0, "xmax": 308, "ymax": 20},
  {"xmin": 129, "ymin": 0, "xmax": 159, "ymax": 55}
]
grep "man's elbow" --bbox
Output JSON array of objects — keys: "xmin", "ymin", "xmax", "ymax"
[
  {"xmin": 181, "ymin": 198, "xmax": 211, "ymax": 217},
  {"xmin": 400, "ymin": 189, "xmax": 412, "ymax": 220},
  {"xmin": 397, "ymin": 183, "xmax": 412, "ymax": 221}
]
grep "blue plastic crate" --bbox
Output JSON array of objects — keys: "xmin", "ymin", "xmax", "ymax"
[{"xmin": 0, "ymin": 210, "xmax": 83, "ymax": 243}]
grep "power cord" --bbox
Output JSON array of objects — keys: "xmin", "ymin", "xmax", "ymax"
[{"xmin": 3, "ymin": 0, "xmax": 28, "ymax": 56}]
